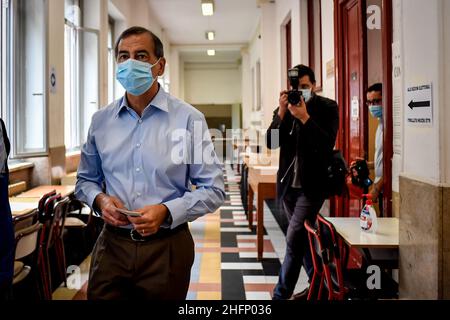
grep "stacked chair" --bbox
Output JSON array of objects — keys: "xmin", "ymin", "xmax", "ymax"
[
  {"xmin": 12, "ymin": 186, "xmax": 101, "ymax": 300},
  {"xmin": 305, "ymin": 214, "xmax": 398, "ymax": 300}
]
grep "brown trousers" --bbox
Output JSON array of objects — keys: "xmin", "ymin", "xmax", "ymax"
[{"xmin": 87, "ymin": 225, "xmax": 194, "ymax": 300}]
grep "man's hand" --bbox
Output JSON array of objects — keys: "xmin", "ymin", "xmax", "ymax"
[
  {"xmin": 370, "ymin": 178, "xmax": 383, "ymax": 203},
  {"xmin": 94, "ymin": 193, "xmax": 129, "ymax": 227},
  {"xmin": 128, "ymin": 204, "xmax": 170, "ymax": 236},
  {"xmin": 278, "ymin": 90, "xmax": 289, "ymax": 120},
  {"xmin": 288, "ymin": 97, "xmax": 310, "ymax": 124}
]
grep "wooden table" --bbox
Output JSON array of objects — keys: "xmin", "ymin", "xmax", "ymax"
[
  {"xmin": 9, "ymin": 197, "xmax": 39, "ymax": 217},
  {"xmin": 247, "ymin": 165, "xmax": 278, "ymax": 261},
  {"xmin": 324, "ymin": 217, "xmax": 399, "ymax": 249},
  {"xmin": 16, "ymin": 185, "xmax": 75, "ymax": 199},
  {"xmin": 61, "ymin": 172, "xmax": 77, "ymax": 185}
]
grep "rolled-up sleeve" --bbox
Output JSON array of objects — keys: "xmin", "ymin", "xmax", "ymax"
[
  {"xmin": 164, "ymin": 114, "xmax": 225, "ymax": 229},
  {"xmin": 75, "ymin": 116, "xmax": 105, "ymax": 209}
]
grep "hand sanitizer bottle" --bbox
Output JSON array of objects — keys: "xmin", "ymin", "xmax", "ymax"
[{"xmin": 360, "ymin": 194, "xmax": 378, "ymax": 234}]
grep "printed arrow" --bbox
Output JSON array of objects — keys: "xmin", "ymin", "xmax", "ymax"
[{"xmin": 408, "ymin": 100, "xmax": 430, "ymax": 110}]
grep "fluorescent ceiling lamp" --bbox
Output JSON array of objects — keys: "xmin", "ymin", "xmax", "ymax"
[
  {"xmin": 206, "ymin": 31, "xmax": 215, "ymax": 41},
  {"xmin": 201, "ymin": 0, "xmax": 214, "ymax": 16},
  {"xmin": 207, "ymin": 49, "xmax": 216, "ymax": 56}
]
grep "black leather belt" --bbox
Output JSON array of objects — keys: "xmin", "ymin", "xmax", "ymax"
[{"xmin": 105, "ymin": 223, "xmax": 188, "ymax": 242}]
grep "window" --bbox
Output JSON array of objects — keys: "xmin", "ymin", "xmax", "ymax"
[
  {"xmin": 65, "ymin": 0, "xmax": 99, "ymax": 151},
  {"xmin": 107, "ymin": 17, "xmax": 115, "ymax": 104},
  {"xmin": 308, "ymin": 0, "xmax": 322, "ymax": 90},
  {"xmin": 9, "ymin": 0, "xmax": 47, "ymax": 157},
  {"xmin": 1, "ymin": 1, "xmax": 6, "ymax": 122}
]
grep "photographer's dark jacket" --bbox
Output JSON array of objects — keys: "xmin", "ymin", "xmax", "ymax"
[
  {"xmin": 0, "ymin": 118, "xmax": 14, "ymax": 291},
  {"xmin": 266, "ymin": 94, "xmax": 339, "ymax": 200}
]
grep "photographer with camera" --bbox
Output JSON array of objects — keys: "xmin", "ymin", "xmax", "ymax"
[{"xmin": 266, "ymin": 65, "xmax": 339, "ymax": 300}]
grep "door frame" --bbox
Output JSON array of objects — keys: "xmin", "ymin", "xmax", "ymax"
[
  {"xmin": 333, "ymin": 0, "xmax": 368, "ymax": 217},
  {"xmin": 381, "ymin": 0, "xmax": 393, "ymax": 217},
  {"xmin": 332, "ymin": 0, "xmax": 393, "ymax": 217}
]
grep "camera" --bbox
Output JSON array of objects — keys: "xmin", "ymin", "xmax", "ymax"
[
  {"xmin": 350, "ymin": 159, "xmax": 373, "ymax": 190},
  {"xmin": 287, "ymin": 68, "xmax": 302, "ymax": 105}
]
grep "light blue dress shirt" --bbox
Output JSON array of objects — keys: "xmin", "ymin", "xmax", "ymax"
[{"xmin": 75, "ymin": 86, "xmax": 225, "ymax": 229}]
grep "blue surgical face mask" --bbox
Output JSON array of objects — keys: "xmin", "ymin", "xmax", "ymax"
[
  {"xmin": 300, "ymin": 89, "xmax": 312, "ymax": 103},
  {"xmin": 116, "ymin": 58, "xmax": 160, "ymax": 96},
  {"xmin": 369, "ymin": 105, "xmax": 383, "ymax": 118}
]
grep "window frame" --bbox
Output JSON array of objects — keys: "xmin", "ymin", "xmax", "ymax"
[
  {"xmin": 107, "ymin": 16, "xmax": 115, "ymax": 104},
  {"xmin": 9, "ymin": 0, "xmax": 49, "ymax": 158},
  {"xmin": 1, "ymin": 1, "xmax": 6, "ymax": 122},
  {"xmin": 64, "ymin": 19, "xmax": 100, "ymax": 152}
]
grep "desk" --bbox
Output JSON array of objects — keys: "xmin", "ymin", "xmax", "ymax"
[
  {"xmin": 324, "ymin": 217, "xmax": 399, "ymax": 249},
  {"xmin": 16, "ymin": 185, "xmax": 75, "ymax": 199},
  {"xmin": 61, "ymin": 172, "xmax": 77, "ymax": 185},
  {"xmin": 247, "ymin": 165, "xmax": 277, "ymax": 261},
  {"xmin": 9, "ymin": 197, "xmax": 39, "ymax": 217}
]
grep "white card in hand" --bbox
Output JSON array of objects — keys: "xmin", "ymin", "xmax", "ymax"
[{"xmin": 116, "ymin": 208, "xmax": 142, "ymax": 217}]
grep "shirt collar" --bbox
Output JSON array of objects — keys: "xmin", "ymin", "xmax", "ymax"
[{"xmin": 115, "ymin": 85, "xmax": 169, "ymax": 118}]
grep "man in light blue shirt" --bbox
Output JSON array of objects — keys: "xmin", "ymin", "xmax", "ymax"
[{"xmin": 75, "ymin": 26, "xmax": 225, "ymax": 300}]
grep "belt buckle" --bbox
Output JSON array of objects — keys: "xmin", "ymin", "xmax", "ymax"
[{"xmin": 130, "ymin": 229, "xmax": 146, "ymax": 242}]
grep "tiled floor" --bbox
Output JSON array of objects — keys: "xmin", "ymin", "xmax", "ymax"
[{"xmin": 53, "ymin": 164, "xmax": 308, "ymax": 300}]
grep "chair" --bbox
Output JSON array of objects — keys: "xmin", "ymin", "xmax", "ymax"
[
  {"xmin": 304, "ymin": 219, "xmax": 327, "ymax": 300},
  {"xmin": 64, "ymin": 198, "xmax": 96, "ymax": 265},
  {"xmin": 316, "ymin": 215, "xmax": 348, "ymax": 300},
  {"xmin": 13, "ymin": 209, "xmax": 39, "ymax": 233},
  {"xmin": 13, "ymin": 221, "xmax": 42, "ymax": 297},
  {"xmin": 46, "ymin": 197, "xmax": 70, "ymax": 290},
  {"xmin": 306, "ymin": 216, "xmax": 365, "ymax": 300},
  {"xmin": 36, "ymin": 193, "xmax": 62, "ymax": 299},
  {"xmin": 38, "ymin": 189, "xmax": 57, "ymax": 222}
]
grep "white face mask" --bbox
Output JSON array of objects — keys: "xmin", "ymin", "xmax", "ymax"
[{"xmin": 301, "ymin": 89, "xmax": 312, "ymax": 102}]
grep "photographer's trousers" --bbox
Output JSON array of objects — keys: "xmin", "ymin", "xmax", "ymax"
[{"xmin": 273, "ymin": 188, "xmax": 324, "ymax": 300}]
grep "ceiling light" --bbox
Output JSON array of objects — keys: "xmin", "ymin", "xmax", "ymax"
[
  {"xmin": 207, "ymin": 49, "xmax": 216, "ymax": 56},
  {"xmin": 206, "ymin": 31, "xmax": 215, "ymax": 41},
  {"xmin": 201, "ymin": 0, "xmax": 214, "ymax": 16}
]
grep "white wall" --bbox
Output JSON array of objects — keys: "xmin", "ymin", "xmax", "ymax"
[
  {"xmin": 47, "ymin": 0, "xmax": 66, "ymax": 149},
  {"xmin": 231, "ymin": 103, "xmax": 241, "ymax": 130},
  {"xmin": 184, "ymin": 64, "xmax": 242, "ymax": 105},
  {"xmin": 241, "ymin": 46, "xmax": 252, "ymax": 129},
  {"xmin": 245, "ymin": 23, "xmax": 263, "ymax": 129},
  {"xmin": 169, "ymin": 47, "xmax": 181, "ymax": 98},
  {"xmin": 320, "ymin": 0, "xmax": 335, "ymax": 100},
  {"xmin": 444, "ymin": 0, "xmax": 450, "ymax": 184},
  {"xmin": 395, "ymin": 0, "xmax": 443, "ymax": 184},
  {"xmin": 260, "ymin": 2, "xmax": 278, "ymax": 128}
]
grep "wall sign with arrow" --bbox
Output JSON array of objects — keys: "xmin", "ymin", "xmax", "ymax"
[{"xmin": 405, "ymin": 83, "xmax": 433, "ymax": 126}]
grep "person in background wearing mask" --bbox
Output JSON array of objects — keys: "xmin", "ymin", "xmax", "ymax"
[
  {"xmin": 76, "ymin": 26, "xmax": 225, "ymax": 300},
  {"xmin": 0, "ymin": 118, "xmax": 14, "ymax": 301},
  {"xmin": 266, "ymin": 65, "xmax": 339, "ymax": 300},
  {"xmin": 366, "ymin": 83, "xmax": 384, "ymax": 215}
]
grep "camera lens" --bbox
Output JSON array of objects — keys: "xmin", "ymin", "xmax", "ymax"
[{"xmin": 288, "ymin": 90, "xmax": 301, "ymax": 105}]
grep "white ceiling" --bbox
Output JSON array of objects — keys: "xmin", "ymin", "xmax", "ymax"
[{"xmin": 147, "ymin": 0, "xmax": 261, "ymax": 63}]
